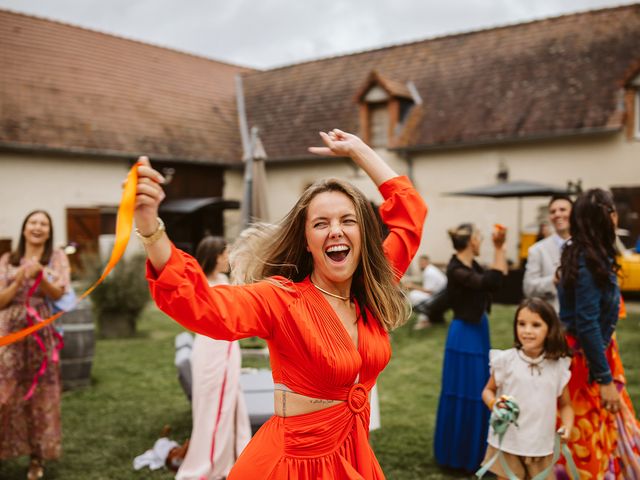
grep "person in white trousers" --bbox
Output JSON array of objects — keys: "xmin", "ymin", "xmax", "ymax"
[{"xmin": 176, "ymin": 236, "xmax": 251, "ymax": 480}]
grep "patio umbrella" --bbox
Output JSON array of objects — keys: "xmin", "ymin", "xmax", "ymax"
[
  {"xmin": 237, "ymin": 75, "xmax": 270, "ymax": 228},
  {"xmin": 248, "ymin": 127, "xmax": 269, "ymax": 222},
  {"xmin": 448, "ymin": 180, "xmax": 569, "ymax": 199},
  {"xmin": 240, "ymin": 126, "xmax": 270, "ymax": 226},
  {"xmin": 447, "ymin": 180, "xmax": 569, "ymax": 236}
]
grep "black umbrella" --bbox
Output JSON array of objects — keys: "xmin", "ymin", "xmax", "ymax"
[
  {"xmin": 447, "ymin": 180, "xmax": 569, "ymax": 237},
  {"xmin": 448, "ymin": 180, "xmax": 569, "ymax": 199}
]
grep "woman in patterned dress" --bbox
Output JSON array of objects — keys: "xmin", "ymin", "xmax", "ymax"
[
  {"xmin": 0, "ymin": 210, "xmax": 71, "ymax": 479},
  {"xmin": 557, "ymin": 189, "xmax": 640, "ymax": 479}
]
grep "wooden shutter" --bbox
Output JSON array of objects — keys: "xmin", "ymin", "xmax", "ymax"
[{"xmin": 66, "ymin": 208, "xmax": 100, "ymax": 272}]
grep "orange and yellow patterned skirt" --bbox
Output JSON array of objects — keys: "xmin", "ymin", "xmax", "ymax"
[{"xmin": 556, "ymin": 335, "xmax": 640, "ymax": 480}]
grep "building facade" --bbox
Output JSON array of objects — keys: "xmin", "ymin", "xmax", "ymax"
[{"xmin": 2, "ymin": 5, "xmax": 639, "ymax": 269}]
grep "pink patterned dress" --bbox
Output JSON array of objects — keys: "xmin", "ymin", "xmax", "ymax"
[{"xmin": 0, "ymin": 249, "xmax": 70, "ymax": 460}]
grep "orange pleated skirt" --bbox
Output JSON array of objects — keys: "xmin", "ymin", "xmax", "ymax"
[
  {"xmin": 557, "ymin": 335, "xmax": 640, "ymax": 479},
  {"xmin": 227, "ymin": 386, "xmax": 384, "ymax": 479}
]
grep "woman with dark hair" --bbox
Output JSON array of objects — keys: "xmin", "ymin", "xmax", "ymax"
[
  {"xmin": 0, "ymin": 210, "xmax": 70, "ymax": 479},
  {"xmin": 132, "ymin": 129, "xmax": 426, "ymax": 479},
  {"xmin": 176, "ymin": 236, "xmax": 251, "ymax": 480},
  {"xmin": 434, "ymin": 223, "xmax": 507, "ymax": 472},
  {"xmin": 557, "ymin": 188, "xmax": 640, "ymax": 478}
]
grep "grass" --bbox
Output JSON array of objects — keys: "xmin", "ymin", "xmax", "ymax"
[
  {"xmin": 372, "ymin": 304, "xmax": 640, "ymax": 480},
  {"xmin": 1, "ymin": 304, "xmax": 638, "ymax": 479}
]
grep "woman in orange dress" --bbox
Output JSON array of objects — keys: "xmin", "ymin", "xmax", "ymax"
[{"xmin": 133, "ymin": 129, "xmax": 427, "ymax": 479}]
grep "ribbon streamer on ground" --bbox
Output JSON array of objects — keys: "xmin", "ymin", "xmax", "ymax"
[{"xmin": 0, "ymin": 162, "xmax": 140, "ymax": 347}]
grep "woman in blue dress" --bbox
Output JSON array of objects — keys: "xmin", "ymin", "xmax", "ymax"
[{"xmin": 434, "ymin": 223, "xmax": 507, "ymax": 472}]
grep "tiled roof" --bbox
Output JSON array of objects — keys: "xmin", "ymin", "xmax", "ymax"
[
  {"xmin": 242, "ymin": 4, "xmax": 640, "ymax": 161},
  {"xmin": 0, "ymin": 9, "xmax": 253, "ymax": 164}
]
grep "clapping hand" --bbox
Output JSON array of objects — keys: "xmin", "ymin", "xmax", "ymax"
[
  {"xmin": 24, "ymin": 258, "xmax": 43, "ymax": 279},
  {"xmin": 13, "ymin": 265, "xmax": 27, "ymax": 284}
]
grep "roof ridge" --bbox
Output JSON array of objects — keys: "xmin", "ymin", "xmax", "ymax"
[
  {"xmin": 252, "ymin": 2, "xmax": 639, "ymax": 74},
  {"xmin": 0, "ymin": 7, "xmax": 259, "ymax": 72}
]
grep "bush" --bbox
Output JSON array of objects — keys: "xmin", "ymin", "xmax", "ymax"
[{"xmin": 83, "ymin": 253, "xmax": 150, "ymax": 337}]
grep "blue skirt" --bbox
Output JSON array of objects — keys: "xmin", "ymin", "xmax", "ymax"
[{"xmin": 434, "ymin": 315, "xmax": 490, "ymax": 472}]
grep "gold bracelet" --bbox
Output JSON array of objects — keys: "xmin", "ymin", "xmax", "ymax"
[{"xmin": 135, "ymin": 217, "xmax": 165, "ymax": 246}]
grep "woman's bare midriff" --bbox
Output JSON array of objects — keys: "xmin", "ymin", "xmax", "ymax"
[
  {"xmin": 273, "ymin": 389, "xmax": 371, "ymax": 417},
  {"xmin": 274, "ymin": 390, "xmax": 343, "ymax": 417}
]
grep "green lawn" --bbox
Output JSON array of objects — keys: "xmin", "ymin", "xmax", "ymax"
[{"xmin": 1, "ymin": 304, "xmax": 639, "ymax": 479}]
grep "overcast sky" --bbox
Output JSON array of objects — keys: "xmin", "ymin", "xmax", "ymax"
[{"xmin": 0, "ymin": 0, "xmax": 636, "ymax": 68}]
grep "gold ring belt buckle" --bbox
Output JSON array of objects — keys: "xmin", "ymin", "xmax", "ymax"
[{"xmin": 347, "ymin": 383, "xmax": 368, "ymax": 414}]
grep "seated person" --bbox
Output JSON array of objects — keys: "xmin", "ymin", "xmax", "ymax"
[{"xmin": 404, "ymin": 254, "xmax": 447, "ymax": 329}]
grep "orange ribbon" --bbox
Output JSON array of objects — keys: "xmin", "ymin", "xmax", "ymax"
[{"xmin": 0, "ymin": 162, "xmax": 140, "ymax": 347}]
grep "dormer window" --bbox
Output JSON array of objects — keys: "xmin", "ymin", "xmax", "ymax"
[
  {"xmin": 626, "ymin": 72, "xmax": 640, "ymax": 141},
  {"xmin": 356, "ymin": 72, "xmax": 418, "ymax": 148},
  {"xmin": 364, "ymin": 86, "xmax": 390, "ymax": 147}
]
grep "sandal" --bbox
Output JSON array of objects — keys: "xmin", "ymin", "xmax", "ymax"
[{"xmin": 27, "ymin": 458, "xmax": 44, "ymax": 480}]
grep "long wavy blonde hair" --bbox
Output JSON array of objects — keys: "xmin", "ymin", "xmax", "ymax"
[
  {"xmin": 228, "ymin": 223, "xmax": 277, "ymax": 285},
  {"xmin": 236, "ymin": 178, "xmax": 408, "ymax": 331}
]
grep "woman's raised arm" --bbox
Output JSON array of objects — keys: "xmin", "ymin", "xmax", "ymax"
[{"xmin": 309, "ymin": 129, "xmax": 427, "ymax": 277}]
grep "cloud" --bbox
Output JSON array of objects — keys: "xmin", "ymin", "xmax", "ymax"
[{"xmin": 0, "ymin": 0, "xmax": 635, "ymax": 68}]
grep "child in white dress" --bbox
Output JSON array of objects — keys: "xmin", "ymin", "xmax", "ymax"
[{"xmin": 481, "ymin": 297, "xmax": 574, "ymax": 479}]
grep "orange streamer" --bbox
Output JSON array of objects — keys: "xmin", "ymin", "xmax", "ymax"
[{"xmin": 0, "ymin": 162, "xmax": 140, "ymax": 347}]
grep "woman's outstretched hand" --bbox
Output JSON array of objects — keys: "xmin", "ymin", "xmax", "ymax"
[
  {"xmin": 492, "ymin": 224, "xmax": 507, "ymax": 249},
  {"xmin": 308, "ymin": 129, "xmax": 396, "ymax": 186},
  {"xmin": 126, "ymin": 156, "xmax": 172, "ymax": 270},
  {"xmin": 308, "ymin": 129, "xmax": 367, "ymax": 158},
  {"xmin": 133, "ymin": 156, "xmax": 166, "ymax": 235}
]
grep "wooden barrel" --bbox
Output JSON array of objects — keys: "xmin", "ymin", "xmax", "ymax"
[{"xmin": 60, "ymin": 299, "xmax": 95, "ymax": 390}]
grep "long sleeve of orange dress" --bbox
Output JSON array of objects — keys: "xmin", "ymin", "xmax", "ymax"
[{"xmin": 147, "ymin": 175, "xmax": 426, "ymax": 480}]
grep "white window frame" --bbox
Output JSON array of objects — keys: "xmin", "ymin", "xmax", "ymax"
[
  {"xmin": 635, "ymin": 89, "xmax": 640, "ymax": 140},
  {"xmin": 633, "ymin": 74, "xmax": 640, "ymax": 140}
]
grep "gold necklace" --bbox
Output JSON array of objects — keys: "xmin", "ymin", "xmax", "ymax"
[{"xmin": 310, "ymin": 278, "xmax": 350, "ymax": 301}]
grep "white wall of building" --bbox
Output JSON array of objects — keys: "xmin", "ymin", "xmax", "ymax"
[
  {"xmin": 411, "ymin": 132, "xmax": 640, "ymax": 266},
  {"xmin": 222, "ymin": 169, "xmax": 245, "ymax": 240},
  {"xmin": 224, "ymin": 133, "xmax": 639, "ymax": 272},
  {"xmin": 0, "ymin": 153, "xmax": 129, "ymax": 249}
]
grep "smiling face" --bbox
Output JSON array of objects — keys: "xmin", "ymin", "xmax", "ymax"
[
  {"xmin": 549, "ymin": 199, "xmax": 572, "ymax": 237},
  {"xmin": 516, "ymin": 307, "xmax": 549, "ymax": 356},
  {"xmin": 23, "ymin": 211, "xmax": 51, "ymax": 248},
  {"xmin": 305, "ymin": 190, "xmax": 362, "ymax": 287}
]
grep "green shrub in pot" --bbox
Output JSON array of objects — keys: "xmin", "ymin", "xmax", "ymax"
[{"xmin": 83, "ymin": 253, "xmax": 150, "ymax": 338}]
